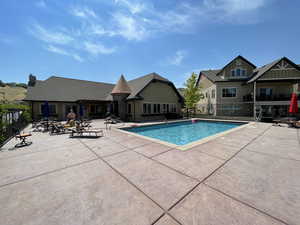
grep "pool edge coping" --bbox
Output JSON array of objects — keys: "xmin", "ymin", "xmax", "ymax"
[{"xmin": 113, "ymin": 119, "xmax": 253, "ymax": 150}]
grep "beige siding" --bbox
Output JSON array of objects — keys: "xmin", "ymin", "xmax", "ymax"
[
  {"xmin": 259, "ymin": 68, "xmax": 300, "ymax": 80},
  {"xmin": 215, "ymin": 82, "xmax": 253, "ymax": 116},
  {"xmin": 216, "ymin": 82, "xmax": 252, "ymax": 103},
  {"xmin": 256, "ymin": 82, "xmax": 293, "ymax": 97},
  {"xmin": 222, "ymin": 58, "xmax": 255, "ymax": 79},
  {"xmin": 32, "ymin": 101, "xmax": 66, "ymax": 120},
  {"xmin": 197, "ymin": 75, "xmax": 216, "ymax": 115},
  {"xmin": 129, "ymin": 81, "xmax": 182, "ymax": 121}
]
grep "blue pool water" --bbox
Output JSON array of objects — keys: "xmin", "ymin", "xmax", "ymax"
[{"xmin": 124, "ymin": 120, "xmax": 244, "ymax": 146}]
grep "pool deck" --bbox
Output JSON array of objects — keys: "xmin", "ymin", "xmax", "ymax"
[{"xmin": 0, "ymin": 119, "xmax": 299, "ymax": 225}]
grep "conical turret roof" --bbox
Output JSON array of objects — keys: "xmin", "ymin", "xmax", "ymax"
[{"xmin": 111, "ymin": 75, "xmax": 131, "ymax": 95}]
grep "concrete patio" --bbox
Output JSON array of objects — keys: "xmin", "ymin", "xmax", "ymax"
[{"xmin": 0, "ymin": 120, "xmax": 299, "ymax": 225}]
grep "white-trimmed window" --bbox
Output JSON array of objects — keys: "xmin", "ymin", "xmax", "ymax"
[
  {"xmin": 153, "ymin": 104, "xmax": 157, "ymax": 113},
  {"xmin": 163, "ymin": 104, "xmax": 167, "ymax": 113},
  {"xmin": 231, "ymin": 68, "xmax": 246, "ymax": 77},
  {"xmin": 143, "ymin": 103, "xmax": 152, "ymax": 114},
  {"xmin": 211, "ymin": 89, "xmax": 215, "ymax": 98},
  {"xmin": 170, "ymin": 104, "xmax": 177, "ymax": 113},
  {"xmin": 147, "ymin": 104, "xmax": 151, "ymax": 114},
  {"xmin": 157, "ymin": 104, "xmax": 161, "ymax": 113},
  {"xmin": 222, "ymin": 88, "xmax": 237, "ymax": 98}
]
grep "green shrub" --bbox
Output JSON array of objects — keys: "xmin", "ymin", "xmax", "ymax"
[{"xmin": 0, "ymin": 104, "xmax": 31, "ymax": 146}]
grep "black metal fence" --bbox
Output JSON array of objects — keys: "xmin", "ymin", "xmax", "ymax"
[
  {"xmin": 196, "ymin": 102, "xmax": 295, "ymax": 120},
  {"xmin": 0, "ymin": 109, "xmax": 29, "ymax": 147}
]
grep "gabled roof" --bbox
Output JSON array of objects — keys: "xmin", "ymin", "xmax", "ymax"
[
  {"xmin": 24, "ymin": 73, "xmax": 182, "ymax": 102},
  {"xmin": 127, "ymin": 72, "xmax": 170, "ymax": 100},
  {"xmin": 111, "ymin": 75, "xmax": 131, "ymax": 94},
  {"xmin": 217, "ymin": 55, "xmax": 256, "ymax": 75},
  {"xmin": 198, "ymin": 70, "xmax": 222, "ymax": 83},
  {"xmin": 24, "ymin": 76, "xmax": 115, "ymax": 102},
  {"xmin": 247, "ymin": 57, "xmax": 300, "ymax": 83}
]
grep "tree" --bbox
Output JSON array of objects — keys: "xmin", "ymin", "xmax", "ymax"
[
  {"xmin": 183, "ymin": 72, "xmax": 202, "ymax": 116},
  {"xmin": 0, "ymin": 80, "xmax": 5, "ymax": 87}
]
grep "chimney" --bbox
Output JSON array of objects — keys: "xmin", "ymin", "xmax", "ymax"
[{"xmin": 28, "ymin": 74, "xmax": 36, "ymax": 87}]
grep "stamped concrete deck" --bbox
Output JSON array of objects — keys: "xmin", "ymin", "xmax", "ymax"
[{"xmin": 0, "ymin": 120, "xmax": 299, "ymax": 225}]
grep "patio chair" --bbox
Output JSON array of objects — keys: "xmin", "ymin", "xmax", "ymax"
[
  {"xmin": 49, "ymin": 123, "xmax": 67, "ymax": 135},
  {"xmin": 15, "ymin": 133, "xmax": 32, "ymax": 148}
]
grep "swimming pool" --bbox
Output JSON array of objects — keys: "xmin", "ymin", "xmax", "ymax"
[{"xmin": 123, "ymin": 120, "xmax": 245, "ymax": 146}]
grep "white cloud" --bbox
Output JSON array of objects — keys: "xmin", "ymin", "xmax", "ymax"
[
  {"xmin": 29, "ymin": 0, "xmax": 272, "ymax": 62},
  {"xmin": 112, "ymin": 13, "xmax": 148, "ymax": 41},
  {"xmin": 35, "ymin": 0, "xmax": 46, "ymax": 8},
  {"xmin": 70, "ymin": 6, "xmax": 97, "ymax": 19},
  {"xmin": 168, "ymin": 50, "xmax": 187, "ymax": 66},
  {"xmin": 30, "ymin": 23, "xmax": 73, "ymax": 45},
  {"xmin": 204, "ymin": 0, "xmax": 266, "ymax": 14},
  {"xmin": 45, "ymin": 45, "xmax": 84, "ymax": 62},
  {"xmin": 84, "ymin": 42, "xmax": 116, "ymax": 55},
  {"xmin": 89, "ymin": 24, "xmax": 116, "ymax": 37},
  {"xmin": 114, "ymin": 0, "xmax": 146, "ymax": 14}
]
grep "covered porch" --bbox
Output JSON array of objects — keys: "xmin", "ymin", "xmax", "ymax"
[
  {"xmin": 76, "ymin": 100, "xmax": 111, "ymax": 119},
  {"xmin": 252, "ymin": 80, "xmax": 300, "ymax": 119}
]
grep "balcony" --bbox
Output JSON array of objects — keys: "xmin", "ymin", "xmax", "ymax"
[{"xmin": 243, "ymin": 94, "xmax": 299, "ymax": 102}]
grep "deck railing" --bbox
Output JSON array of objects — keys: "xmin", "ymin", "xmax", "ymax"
[{"xmin": 243, "ymin": 94, "xmax": 300, "ymax": 102}]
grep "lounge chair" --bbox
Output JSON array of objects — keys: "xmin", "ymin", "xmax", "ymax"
[
  {"xmin": 105, "ymin": 115, "xmax": 122, "ymax": 124},
  {"xmin": 69, "ymin": 125, "xmax": 103, "ymax": 138},
  {"xmin": 273, "ymin": 117, "xmax": 297, "ymax": 127},
  {"xmin": 290, "ymin": 120, "xmax": 300, "ymax": 128}
]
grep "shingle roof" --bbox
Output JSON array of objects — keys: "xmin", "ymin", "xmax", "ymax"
[
  {"xmin": 24, "ymin": 76, "xmax": 115, "ymax": 102},
  {"xmin": 217, "ymin": 55, "xmax": 256, "ymax": 76},
  {"xmin": 198, "ymin": 56, "xmax": 300, "ymax": 85},
  {"xmin": 247, "ymin": 58, "xmax": 282, "ymax": 83},
  {"xmin": 248, "ymin": 57, "xmax": 300, "ymax": 83},
  {"xmin": 127, "ymin": 72, "xmax": 170, "ymax": 100},
  {"xmin": 24, "ymin": 73, "xmax": 176, "ymax": 102},
  {"xmin": 200, "ymin": 70, "xmax": 222, "ymax": 82},
  {"xmin": 111, "ymin": 75, "xmax": 131, "ymax": 94}
]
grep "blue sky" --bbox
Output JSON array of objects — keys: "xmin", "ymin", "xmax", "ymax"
[{"xmin": 0, "ymin": 0, "xmax": 300, "ymax": 87}]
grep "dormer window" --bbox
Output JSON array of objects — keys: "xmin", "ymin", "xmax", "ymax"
[{"xmin": 231, "ymin": 68, "xmax": 246, "ymax": 77}]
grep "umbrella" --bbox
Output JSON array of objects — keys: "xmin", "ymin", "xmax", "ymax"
[
  {"xmin": 289, "ymin": 93, "xmax": 298, "ymax": 114},
  {"xmin": 79, "ymin": 104, "xmax": 84, "ymax": 118},
  {"xmin": 42, "ymin": 101, "xmax": 50, "ymax": 118}
]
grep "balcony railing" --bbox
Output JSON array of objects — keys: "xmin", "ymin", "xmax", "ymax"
[{"xmin": 243, "ymin": 94, "xmax": 299, "ymax": 102}]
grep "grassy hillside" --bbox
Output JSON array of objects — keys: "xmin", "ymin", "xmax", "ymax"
[{"xmin": 0, "ymin": 86, "xmax": 27, "ymax": 102}]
